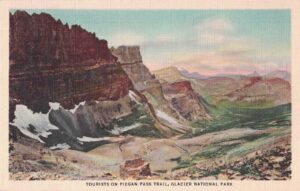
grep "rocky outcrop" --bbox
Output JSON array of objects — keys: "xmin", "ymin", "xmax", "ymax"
[
  {"xmin": 162, "ymin": 81, "xmax": 210, "ymax": 121},
  {"xmin": 112, "ymin": 46, "xmax": 182, "ymax": 122},
  {"xmin": 112, "ymin": 46, "xmax": 154, "ymax": 91},
  {"xmin": 152, "ymin": 66, "xmax": 211, "ymax": 121},
  {"xmin": 120, "ymin": 158, "xmax": 151, "ymax": 178},
  {"xmin": 9, "ymin": 11, "xmax": 133, "ymax": 113},
  {"xmin": 10, "ymin": 11, "xmax": 115, "ymax": 68},
  {"xmin": 152, "ymin": 66, "xmax": 186, "ymax": 83},
  {"xmin": 48, "ymin": 94, "xmax": 156, "ymax": 138}
]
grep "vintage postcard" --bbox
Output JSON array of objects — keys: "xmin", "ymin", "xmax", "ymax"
[{"xmin": 0, "ymin": 0, "xmax": 300, "ymax": 191}]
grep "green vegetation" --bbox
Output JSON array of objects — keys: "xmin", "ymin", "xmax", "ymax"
[
  {"xmin": 218, "ymin": 100, "xmax": 274, "ymax": 109},
  {"xmin": 176, "ymin": 101, "xmax": 291, "ymax": 178},
  {"xmin": 115, "ymin": 105, "xmax": 162, "ymax": 138},
  {"xmin": 115, "ymin": 107, "xmax": 146, "ymax": 127},
  {"xmin": 214, "ymin": 133, "xmax": 269, "ymax": 144},
  {"xmin": 190, "ymin": 103, "xmax": 291, "ymax": 137},
  {"xmin": 173, "ymin": 95, "xmax": 291, "ymax": 175},
  {"xmin": 173, "ymin": 144, "xmax": 239, "ymax": 171},
  {"xmin": 232, "ymin": 162, "xmax": 261, "ymax": 177}
]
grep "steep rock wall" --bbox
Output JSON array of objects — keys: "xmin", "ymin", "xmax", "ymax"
[{"xmin": 9, "ymin": 11, "xmax": 133, "ymax": 114}]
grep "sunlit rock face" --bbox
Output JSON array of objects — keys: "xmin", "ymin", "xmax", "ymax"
[
  {"xmin": 112, "ymin": 46, "xmax": 182, "ymax": 122},
  {"xmin": 162, "ymin": 81, "xmax": 210, "ymax": 121},
  {"xmin": 112, "ymin": 46, "xmax": 154, "ymax": 91}
]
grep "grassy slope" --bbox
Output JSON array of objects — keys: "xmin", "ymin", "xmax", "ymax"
[
  {"xmin": 174, "ymin": 98, "xmax": 291, "ymax": 171},
  {"xmin": 190, "ymin": 103, "xmax": 291, "ymax": 137}
]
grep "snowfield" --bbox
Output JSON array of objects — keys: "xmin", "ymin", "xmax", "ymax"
[
  {"xmin": 128, "ymin": 90, "xmax": 141, "ymax": 104},
  {"xmin": 109, "ymin": 122, "xmax": 142, "ymax": 135},
  {"xmin": 49, "ymin": 143, "xmax": 71, "ymax": 150},
  {"xmin": 77, "ymin": 136, "xmax": 110, "ymax": 142},
  {"xmin": 10, "ymin": 104, "xmax": 59, "ymax": 143},
  {"xmin": 69, "ymin": 101, "xmax": 86, "ymax": 113},
  {"xmin": 155, "ymin": 110, "xmax": 181, "ymax": 127}
]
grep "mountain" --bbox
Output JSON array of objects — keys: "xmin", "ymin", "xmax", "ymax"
[
  {"xmin": 112, "ymin": 46, "xmax": 203, "ymax": 128},
  {"xmin": 113, "ymin": 47, "xmax": 210, "ymax": 122},
  {"xmin": 9, "ymin": 11, "xmax": 189, "ymax": 151},
  {"xmin": 111, "ymin": 46, "xmax": 154, "ymax": 91},
  {"xmin": 178, "ymin": 68, "xmax": 209, "ymax": 80},
  {"xmin": 247, "ymin": 71, "xmax": 260, "ymax": 77},
  {"xmin": 224, "ymin": 77, "xmax": 291, "ymax": 106},
  {"xmin": 152, "ymin": 66, "xmax": 186, "ymax": 83},
  {"xmin": 265, "ymin": 70, "xmax": 290, "ymax": 82},
  {"xmin": 161, "ymin": 81, "xmax": 210, "ymax": 121},
  {"xmin": 9, "ymin": 10, "xmax": 132, "ymax": 114},
  {"xmin": 8, "ymin": 11, "xmax": 291, "ymax": 181},
  {"xmin": 191, "ymin": 75, "xmax": 291, "ymax": 107},
  {"xmin": 152, "ymin": 66, "xmax": 210, "ymax": 120}
]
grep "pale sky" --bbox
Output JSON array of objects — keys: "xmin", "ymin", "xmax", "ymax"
[{"xmin": 13, "ymin": 9, "xmax": 290, "ymax": 76}]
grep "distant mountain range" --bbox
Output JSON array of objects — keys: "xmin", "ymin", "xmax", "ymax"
[
  {"xmin": 264, "ymin": 70, "xmax": 291, "ymax": 82},
  {"xmin": 153, "ymin": 66, "xmax": 291, "ymax": 107},
  {"xmin": 177, "ymin": 67, "xmax": 290, "ymax": 82},
  {"xmin": 178, "ymin": 68, "xmax": 210, "ymax": 79}
]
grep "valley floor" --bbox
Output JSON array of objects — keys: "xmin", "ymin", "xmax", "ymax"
[{"xmin": 9, "ymin": 125, "xmax": 291, "ymax": 180}]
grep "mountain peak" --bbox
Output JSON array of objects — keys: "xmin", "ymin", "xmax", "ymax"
[
  {"xmin": 178, "ymin": 67, "xmax": 209, "ymax": 80},
  {"xmin": 248, "ymin": 71, "xmax": 260, "ymax": 77},
  {"xmin": 152, "ymin": 66, "xmax": 186, "ymax": 83},
  {"xmin": 265, "ymin": 70, "xmax": 290, "ymax": 82}
]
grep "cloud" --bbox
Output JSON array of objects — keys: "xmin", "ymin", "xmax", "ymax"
[
  {"xmin": 107, "ymin": 16, "xmax": 289, "ymax": 76},
  {"xmin": 155, "ymin": 34, "xmax": 176, "ymax": 44},
  {"xmin": 109, "ymin": 32, "xmax": 145, "ymax": 47},
  {"xmin": 109, "ymin": 32, "xmax": 178, "ymax": 48},
  {"xmin": 143, "ymin": 34, "xmax": 178, "ymax": 48},
  {"xmin": 172, "ymin": 50, "xmax": 288, "ymax": 76},
  {"xmin": 197, "ymin": 17, "xmax": 234, "ymax": 33},
  {"xmin": 195, "ymin": 17, "xmax": 248, "ymax": 48},
  {"xmin": 197, "ymin": 33, "xmax": 227, "ymax": 45},
  {"xmin": 196, "ymin": 17, "xmax": 234, "ymax": 46}
]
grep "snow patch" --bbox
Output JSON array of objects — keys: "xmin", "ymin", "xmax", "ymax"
[
  {"xmin": 11, "ymin": 103, "xmax": 58, "ymax": 143},
  {"xmin": 50, "ymin": 143, "xmax": 71, "ymax": 150},
  {"xmin": 155, "ymin": 110, "xmax": 181, "ymax": 127},
  {"xmin": 10, "ymin": 104, "xmax": 60, "ymax": 143},
  {"xmin": 11, "ymin": 101, "xmax": 88, "ymax": 144},
  {"xmin": 70, "ymin": 101, "xmax": 86, "ymax": 113},
  {"xmin": 77, "ymin": 136, "xmax": 110, "ymax": 142},
  {"xmin": 109, "ymin": 123, "xmax": 142, "ymax": 135},
  {"xmin": 17, "ymin": 127, "xmax": 45, "ymax": 143},
  {"xmin": 49, "ymin": 102, "xmax": 60, "ymax": 110},
  {"xmin": 139, "ymin": 115, "xmax": 147, "ymax": 119},
  {"xmin": 128, "ymin": 90, "xmax": 141, "ymax": 104}
]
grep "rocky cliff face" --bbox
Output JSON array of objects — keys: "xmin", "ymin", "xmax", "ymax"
[
  {"xmin": 152, "ymin": 66, "xmax": 210, "ymax": 121},
  {"xmin": 112, "ymin": 46, "xmax": 154, "ymax": 91},
  {"xmin": 10, "ymin": 11, "xmax": 115, "ymax": 68},
  {"xmin": 112, "ymin": 46, "xmax": 184, "ymax": 123},
  {"xmin": 113, "ymin": 48, "xmax": 210, "ymax": 122},
  {"xmin": 8, "ymin": 11, "xmax": 146, "ymax": 150},
  {"xmin": 152, "ymin": 66, "xmax": 187, "ymax": 83},
  {"xmin": 9, "ymin": 11, "xmax": 133, "ymax": 114},
  {"xmin": 162, "ymin": 81, "xmax": 210, "ymax": 121},
  {"xmin": 9, "ymin": 11, "xmax": 191, "ymax": 151}
]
